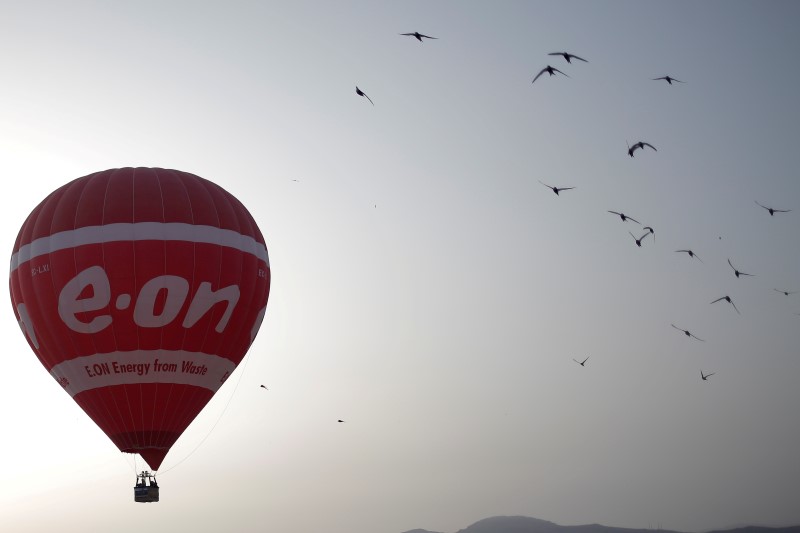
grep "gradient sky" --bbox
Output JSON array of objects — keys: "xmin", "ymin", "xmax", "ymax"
[{"xmin": 2, "ymin": 2, "xmax": 800, "ymax": 532}]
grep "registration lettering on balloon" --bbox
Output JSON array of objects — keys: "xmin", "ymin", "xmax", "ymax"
[{"xmin": 30, "ymin": 263, "xmax": 50, "ymax": 277}]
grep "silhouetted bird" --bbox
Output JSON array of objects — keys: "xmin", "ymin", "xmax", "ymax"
[
  {"xmin": 774, "ymin": 289, "xmax": 797, "ymax": 296},
  {"xmin": 728, "ymin": 258, "xmax": 754, "ymax": 278},
  {"xmin": 628, "ymin": 141, "xmax": 657, "ymax": 157},
  {"xmin": 400, "ymin": 32, "xmax": 437, "ymax": 42},
  {"xmin": 711, "ymin": 295, "xmax": 740, "ymax": 314},
  {"xmin": 671, "ymin": 324, "xmax": 705, "ymax": 341},
  {"xmin": 337, "ymin": 419, "xmax": 346, "ymax": 423},
  {"xmin": 608, "ymin": 211, "xmax": 640, "ymax": 224},
  {"xmin": 629, "ymin": 231, "xmax": 650, "ymax": 247},
  {"xmin": 676, "ymin": 249, "xmax": 703, "ymax": 262},
  {"xmin": 260, "ymin": 385, "xmax": 268, "ymax": 389},
  {"xmin": 653, "ymin": 76, "xmax": 684, "ymax": 85},
  {"xmin": 539, "ymin": 180, "xmax": 575, "ymax": 195},
  {"xmin": 548, "ymin": 52, "xmax": 587, "ymax": 64},
  {"xmin": 643, "ymin": 226, "xmax": 655, "ymax": 242},
  {"xmin": 701, "ymin": 370, "xmax": 714, "ymax": 381},
  {"xmin": 356, "ymin": 86, "xmax": 374, "ymax": 105},
  {"xmin": 573, "ymin": 356, "xmax": 589, "ymax": 367},
  {"xmin": 755, "ymin": 201, "xmax": 791, "ymax": 216},
  {"xmin": 532, "ymin": 65, "xmax": 569, "ymax": 84}
]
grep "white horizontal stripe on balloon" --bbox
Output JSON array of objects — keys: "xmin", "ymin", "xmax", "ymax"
[
  {"xmin": 50, "ymin": 350, "xmax": 238, "ymax": 397},
  {"xmin": 9, "ymin": 222, "xmax": 269, "ymax": 273}
]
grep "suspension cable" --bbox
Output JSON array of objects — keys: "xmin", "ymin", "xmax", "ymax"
[{"xmin": 155, "ymin": 349, "xmax": 253, "ymax": 476}]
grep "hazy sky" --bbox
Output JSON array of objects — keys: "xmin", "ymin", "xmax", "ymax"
[{"xmin": 2, "ymin": 2, "xmax": 800, "ymax": 532}]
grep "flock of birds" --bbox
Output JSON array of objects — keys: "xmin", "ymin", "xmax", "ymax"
[
  {"xmin": 560, "ymin": 141, "xmax": 794, "ymax": 381},
  {"xmin": 511, "ymin": 49, "xmax": 795, "ymax": 381},
  {"xmin": 350, "ymin": 32, "xmax": 797, "ymax": 393}
]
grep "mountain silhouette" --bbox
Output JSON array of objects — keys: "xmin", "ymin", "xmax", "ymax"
[
  {"xmin": 457, "ymin": 516, "xmax": 565, "ymax": 533},
  {"xmin": 402, "ymin": 516, "xmax": 800, "ymax": 533}
]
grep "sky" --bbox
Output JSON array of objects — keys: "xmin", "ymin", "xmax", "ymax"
[{"xmin": 1, "ymin": 1, "xmax": 800, "ymax": 532}]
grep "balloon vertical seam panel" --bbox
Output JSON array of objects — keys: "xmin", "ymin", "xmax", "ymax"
[{"xmin": 9, "ymin": 168, "xmax": 271, "ymax": 470}]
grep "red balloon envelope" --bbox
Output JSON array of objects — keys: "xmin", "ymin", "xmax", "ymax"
[{"xmin": 9, "ymin": 168, "xmax": 270, "ymax": 470}]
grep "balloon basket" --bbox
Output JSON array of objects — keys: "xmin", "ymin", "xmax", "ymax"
[{"xmin": 134, "ymin": 471, "xmax": 159, "ymax": 503}]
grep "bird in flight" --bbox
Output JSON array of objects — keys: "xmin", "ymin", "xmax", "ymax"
[
  {"xmin": 608, "ymin": 211, "xmax": 640, "ymax": 224},
  {"xmin": 711, "ymin": 295, "xmax": 740, "ymax": 314},
  {"xmin": 676, "ymin": 249, "xmax": 703, "ymax": 262},
  {"xmin": 672, "ymin": 324, "xmax": 705, "ymax": 341},
  {"xmin": 629, "ymin": 231, "xmax": 650, "ymax": 247},
  {"xmin": 728, "ymin": 258, "xmax": 754, "ymax": 279},
  {"xmin": 573, "ymin": 356, "xmax": 589, "ymax": 367},
  {"xmin": 774, "ymin": 289, "xmax": 797, "ymax": 296},
  {"xmin": 701, "ymin": 370, "xmax": 715, "ymax": 381},
  {"xmin": 539, "ymin": 180, "xmax": 575, "ymax": 195},
  {"xmin": 755, "ymin": 201, "xmax": 791, "ymax": 216},
  {"xmin": 337, "ymin": 419, "xmax": 346, "ymax": 423},
  {"xmin": 260, "ymin": 385, "xmax": 268, "ymax": 389},
  {"xmin": 532, "ymin": 65, "xmax": 569, "ymax": 84},
  {"xmin": 643, "ymin": 226, "xmax": 655, "ymax": 242},
  {"xmin": 653, "ymin": 75, "xmax": 684, "ymax": 85},
  {"xmin": 548, "ymin": 51, "xmax": 587, "ymax": 64},
  {"xmin": 356, "ymin": 86, "xmax": 374, "ymax": 105},
  {"xmin": 400, "ymin": 31, "xmax": 437, "ymax": 42},
  {"xmin": 628, "ymin": 141, "xmax": 657, "ymax": 157}
]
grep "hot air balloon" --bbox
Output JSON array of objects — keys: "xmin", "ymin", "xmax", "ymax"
[{"xmin": 9, "ymin": 168, "xmax": 270, "ymax": 501}]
